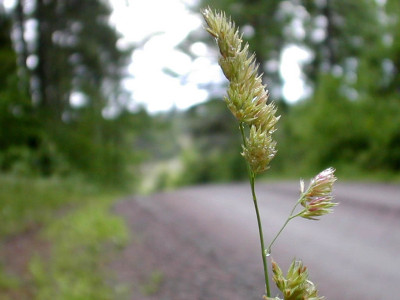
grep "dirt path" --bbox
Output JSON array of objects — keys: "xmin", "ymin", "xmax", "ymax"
[{"xmin": 111, "ymin": 182, "xmax": 400, "ymax": 299}]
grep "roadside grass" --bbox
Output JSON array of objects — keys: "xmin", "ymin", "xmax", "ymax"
[
  {"xmin": 0, "ymin": 266, "xmax": 20, "ymax": 291},
  {"xmin": 29, "ymin": 199, "xmax": 129, "ymax": 299},
  {"xmin": 140, "ymin": 270, "xmax": 164, "ymax": 296},
  {"xmin": 0, "ymin": 175, "xmax": 130, "ymax": 299},
  {"xmin": 0, "ymin": 175, "xmax": 98, "ymax": 238}
]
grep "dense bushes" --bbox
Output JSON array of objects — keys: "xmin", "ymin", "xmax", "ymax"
[
  {"xmin": 280, "ymin": 75, "xmax": 400, "ymax": 177},
  {"xmin": 174, "ymin": 75, "xmax": 400, "ymax": 185}
]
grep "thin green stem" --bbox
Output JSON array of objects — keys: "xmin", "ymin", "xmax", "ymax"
[
  {"xmin": 240, "ymin": 123, "xmax": 271, "ymax": 297},
  {"xmin": 250, "ymin": 174, "xmax": 271, "ymax": 297},
  {"xmin": 267, "ymin": 197, "xmax": 304, "ymax": 254},
  {"xmin": 267, "ymin": 215, "xmax": 294, "ymax": 255}
]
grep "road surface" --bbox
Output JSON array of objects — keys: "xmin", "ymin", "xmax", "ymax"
[{"xmin": 112, "ymin": 181, "xmax": 400, "ymax": 299}]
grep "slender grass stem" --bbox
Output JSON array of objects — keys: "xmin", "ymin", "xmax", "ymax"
[
  {"xmin": 239, "ymin": 123, "xmax": 271, "ymax": 297},
  {"xmin": 267, "ymin": 198, "xmax": 304, "ymax": 254}
]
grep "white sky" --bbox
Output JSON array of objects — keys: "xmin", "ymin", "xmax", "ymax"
[
  {"xmin": 109, "ymin": 0, "xmax": 308, "ymax": 113},
  {"xmin": 3, "ymin": 0, "xmax": 308, "ymax": 113},
  {"xmin": 109, "ymin": 0, "xmax": 219, "ymax": 113}
]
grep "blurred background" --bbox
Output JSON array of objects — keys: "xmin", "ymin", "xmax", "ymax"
[{"xmin": 0, "ymin": 0, "xmax": 399, "ymax": 298}]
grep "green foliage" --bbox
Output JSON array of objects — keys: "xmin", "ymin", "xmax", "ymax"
[
  {"xmin": 300, "ymin": 0, "xmax": 385, "ymax": 84},
  {"xmin": 1, "ymin": 0, "xmax": 399, "ymax": 188},
  {"xmin": 0, "ymin": 266, "xmax": 20, "ymax": 291},
  {"xmin": 0, "ymin": 15, "xmax": 45, "ymax": 175},
  {"xmin": 132, "ymin": 109, "xmax": 181, "ymax": 161},
  {"xmin": 0, "ymin": 175, "xmax": 129, "ymax": 299},
  {"xmin": 0, "ymin": 175, "xmax": 92, "ymax": 238},
  {"xmin": 185, "ymin": 0, "xmax": 400, "ymax": 182},
  {"xmin": 0, "ymin": 12, "xmax": 16, "ymax": 87},
  {"xmin": 281, "ymin": 74, "xmax": 400, "ymax": 177},
  {"xmin": 0, "ymin": 1, "xmax": 138, "ymax": 186},
  {"xmin": 176, "ymin": 99, "xmax": 247, "ymax": 185},
  {"xmin": 30, "ymin": 200, "xmax": 129, "ymax": 300},
  {"xmin": 178, "ymin": 146, "xmax": 245, "ymax": 185},
  {"xmin": 140, "ymin": 271, "xmax": 164, "ymax": 296}
]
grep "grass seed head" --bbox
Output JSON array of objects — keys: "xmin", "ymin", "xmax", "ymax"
[
  {"xmin": 271, "ymin": 259, "xmax": 324, "ymax": 300},
  {"xmin": 202, "ymin": 8, "xmax": 279, "ymax": 173},
  {"xmin": 300, "ymin": 168, "xmax": 338, "ymax": 220}
]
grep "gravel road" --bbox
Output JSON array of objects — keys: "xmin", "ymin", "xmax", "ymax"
[{"xmin": 112, "ymin": 181, "xmax": 400, "ymax": 300}]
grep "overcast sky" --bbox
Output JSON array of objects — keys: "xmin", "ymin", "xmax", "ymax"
[
  {"xmin": 109, "ymin": 0, "xmax": 310, "ymax": 113},
  {"xmin": 2, "ymin": 0, "xmax": 309, "ymax": 113},
  {"xmin": 109, "ymin": 0, "xmax": 222, "ymax": 113}
]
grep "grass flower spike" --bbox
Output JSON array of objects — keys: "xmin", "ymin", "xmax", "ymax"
[
  {"xmin": 202, "ymin": 8, "xmax": 279, "ymax": 174},
  {"xmin": 299, "ymin": 168, "xmax": 338, "ymax": 220},
  {"xmin": 242, "ymin": 125, "xmax": 277, "ymax": 174},
  {"xmin": 202, "ymin": 8, "xmax": 338, "ymax": 299},
  {"xmin": 267, "ymin": 168, "xmax": 337, "ymax": 255}
]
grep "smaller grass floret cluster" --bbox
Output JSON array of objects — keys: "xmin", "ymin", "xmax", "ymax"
[
  {"xmin": 299, "ymin": 167, "xmax": 337, "ymax": 220},
  {"xmin": 265, "ymin": 260, "xmax": 323, "ymax": 300}
]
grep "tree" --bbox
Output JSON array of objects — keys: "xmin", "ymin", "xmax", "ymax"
[
  {"xmin": 3, "ymin": 0, "xmax": 135, "ymax": 183},
  {"xmin": 383, "ymin": 0, "xmax": 400, "ymax": 98},
  {"xmin": 299, "ymin": 0, "xmax": 386, "ymax": 95},
  {"xmin": 0, "ymin": 7, "xmax": 43, "ymax": 174},
  {"xmin": 177, "ymin": 99, "xmax": 247, "ymax": 185},
  {"xmin": 31, "ymin": 0, "xmax": 131, "ymax": 119},
  {"xmin": 191, "ymin": 0, "xmax": 400, "ymax": 176},
  {"xmin": 281, "ymin": 0, "xmax": 400, "ymax": 174}
]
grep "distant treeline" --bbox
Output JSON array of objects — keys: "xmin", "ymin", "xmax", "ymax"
[
  {"xmin": 175, "ymin": 0, "xmax": 400, "ymax": 184},
  {"xmin": 1, "ymin": 0, "xmax": 399, "ymax": 190},
  {"xmin": 0, "ymin": 1, "xmax": 140, "ymax": 186}
]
